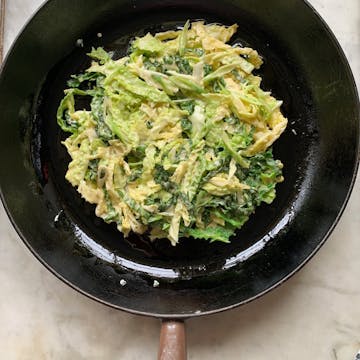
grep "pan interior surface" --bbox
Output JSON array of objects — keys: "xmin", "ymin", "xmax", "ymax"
[{"xmin": 0, "ymin": 0, "xmax": 358, "ymax": 317}]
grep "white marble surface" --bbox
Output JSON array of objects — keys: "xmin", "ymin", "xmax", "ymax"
[{"xmin": 1, "ymin": 0, "xmax": 359, "ymax": 359}]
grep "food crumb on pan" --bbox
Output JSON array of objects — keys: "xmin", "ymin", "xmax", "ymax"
[
  {"xmin": 153, "ymin": 280, "xmax": 160, "ymax": 288},
  {"xmin": 120, "ymin": 279, "xmax": 127, "ymax": 287},
  {"xmin": 97, "ymin": 33, "xmax": 103, "ymax": 38},
  {"xmin": 195, "ymin": 310, "xmax": 201, "ymax": 314},
  {"xmin": 292, "ymin": 129, "xmax": 297, "ymax": 135},
  {"xmin": 76, "ymin": 38, "xmax": 84, "ymax": 47},
  {"xmin": 54, "ymin": 210, "xmax": 63, "ymax": 223}
]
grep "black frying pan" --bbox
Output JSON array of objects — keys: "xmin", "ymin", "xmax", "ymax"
[{"xmin": 0, "ymin": 0, "xmax": 359, "ymax": 358}]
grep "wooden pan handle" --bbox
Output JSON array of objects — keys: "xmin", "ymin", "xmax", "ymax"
[{"xmin": 158, "ymin": 320, "xmax": 187, "ymax": 360}]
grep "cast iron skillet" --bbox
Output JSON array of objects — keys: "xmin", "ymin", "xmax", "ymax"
[{"xmin": 0, "ymin": 0, "xmax": 359, "ymax": 358}]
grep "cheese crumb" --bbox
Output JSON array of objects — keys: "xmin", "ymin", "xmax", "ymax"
[
  {"xmin": 76, "ymin": 38, "xmax": 84, "ymax": 47},
  {"xmin": 120, "ymin": 279, "xmax": 127, "ymax": 287},
  {"xmin": 153, "ymin": 280, "xmax": 160, "ymax": 288}
]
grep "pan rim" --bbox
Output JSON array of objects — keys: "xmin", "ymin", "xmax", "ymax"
[{"xmin": 0, "ymin": 0, "xmax": 359, "ymax": 319}]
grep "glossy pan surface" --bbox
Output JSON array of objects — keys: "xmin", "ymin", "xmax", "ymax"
[{"xmin": 0, "ymin": 0, "xmax": 359, "ymax": 318}]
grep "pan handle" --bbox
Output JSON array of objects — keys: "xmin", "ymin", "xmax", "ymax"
[{"xmin": 158, "ymin": 320, "xmax": 187, "ymax": 360}]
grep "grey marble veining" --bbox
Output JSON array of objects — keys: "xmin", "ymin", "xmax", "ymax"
[{"xmin": 0, "ymin": 1, "xmax": 359, "ymax": 359}]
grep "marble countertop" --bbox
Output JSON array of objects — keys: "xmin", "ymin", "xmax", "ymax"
[{"xmin": 1, "ymin": 1, "xmax": 359, "ymax": 359}]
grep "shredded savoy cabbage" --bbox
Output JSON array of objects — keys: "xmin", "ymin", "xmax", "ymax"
[{"xmin": 57, "ymin": 21, "xmax": 287, "ymax": 246}]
